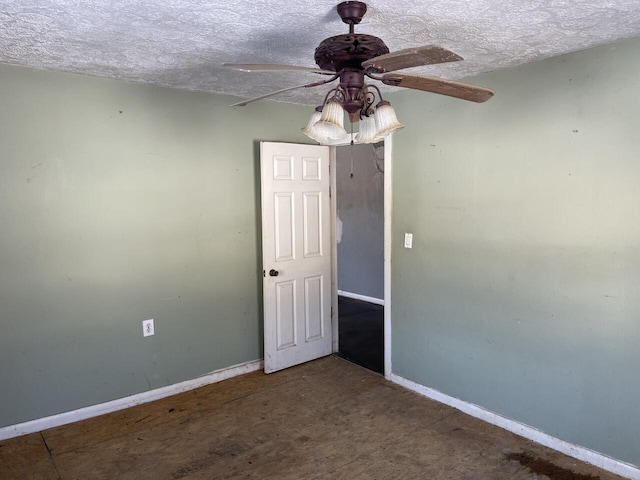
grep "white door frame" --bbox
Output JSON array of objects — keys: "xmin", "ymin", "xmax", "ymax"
[{"xmin": 329, "ymin": 136, "xmax": 393, "ymax": 380}]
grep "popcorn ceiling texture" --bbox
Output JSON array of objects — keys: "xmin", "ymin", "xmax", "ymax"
[{"xmin": 1, "ymin": 0, "xmax": 639, "ymax": 105}]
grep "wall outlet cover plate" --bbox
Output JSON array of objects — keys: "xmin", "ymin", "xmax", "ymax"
[{"xmin": 143, "ymin": 319, "xmax": 155, "ymax": 337}]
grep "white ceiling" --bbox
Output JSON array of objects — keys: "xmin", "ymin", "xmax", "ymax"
[{"xmin": 1, "ymin": 0, "xmax": 639, "ymax": 106}]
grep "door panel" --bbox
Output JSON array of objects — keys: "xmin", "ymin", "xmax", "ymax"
[
  {"xmin": 302, "ymin": 156, "xmax": 321, "ymax": 180},
  {"xmin": 303, "ymin": 192, "xmax": 322, "ymax": 258},
  {"xmin": 274, "ymin": 193, "xmax": 295, "ymax": 261},
  {"xmin": 261, "ymin": 142, "xmax": 332, "ymax": 373},
  {"xmin": 304, "ymin": 275, "xmax": 324, "ymax": 341},
  {"xmin": 276, "ymin": 280, "xmax": 296, "ymax": 350}
]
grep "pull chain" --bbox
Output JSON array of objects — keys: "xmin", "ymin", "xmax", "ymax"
[{"xmin": 350, "ymin": 121, "xmax": 355, "ymax": 178}]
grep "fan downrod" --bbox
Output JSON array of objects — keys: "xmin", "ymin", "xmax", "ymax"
[{"xmin": 337, "ymin": 1, "xmax": 367, "ymax": 25}]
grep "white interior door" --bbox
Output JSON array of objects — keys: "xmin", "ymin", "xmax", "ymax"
[{"xmin": 261, "ymin": 141, "xmax": 332, "ymax": 373}]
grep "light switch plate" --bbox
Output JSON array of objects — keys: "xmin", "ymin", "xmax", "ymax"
[{"xmin": 404, "ymin": 233, "xmax": 413, "ymax": 249}]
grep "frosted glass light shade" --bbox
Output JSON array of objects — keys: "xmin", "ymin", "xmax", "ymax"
[
  {"xmin": 374, "ymin": 101, "xmax": 404, "ymax": 138},
  {"xmin": 356, "ymin": 114, "xmax": 378, "ymax": 144},
  {"xmin": 301, "ymin": 110, "xmax": 327, "ymax": 143},
  {"xmin": 314, "ymin": 123, "xmax": 350, "ymax": 144},
  {"xmin": 316, "ymin": 99, "xmax": 347, "ymax": 139}
]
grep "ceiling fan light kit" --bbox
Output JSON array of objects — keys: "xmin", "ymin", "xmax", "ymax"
[
  {"xmin": 224, "ymin": 1, "xmax": 494, "ymax": 145},
  {"xmin": 301, "ymin": 108, "xmax": 326, "ymax": 143},
  {"xmin": 373, "ymin": 101, "xmax": 404, "ymax": 138},
  {"xmin": 355, "ymin": 113, "xmax": 379, "ymax": 144},
  {"xmin": 301, "ymin": 104, "xmax": 351, "ymax": 144},
  {"xmin": 317, "ymin": 99, "xmax": 349, "ymax": 138}
]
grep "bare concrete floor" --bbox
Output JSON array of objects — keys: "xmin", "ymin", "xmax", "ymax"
[{"xmin": 0, "ymin": 356, "xmax": 625, "ymax": 479}]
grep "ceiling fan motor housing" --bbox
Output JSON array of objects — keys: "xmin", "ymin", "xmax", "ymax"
[{"xmin": 314, "ymin": 34, "xmax": 389, "ymax": 72}]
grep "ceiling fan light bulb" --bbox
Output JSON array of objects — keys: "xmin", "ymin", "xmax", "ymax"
[{"xmin": 374, "ymin": 101, "xmax": 404, "ymax": 138}]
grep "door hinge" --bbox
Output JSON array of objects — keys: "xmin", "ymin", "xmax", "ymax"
[{"xmin": 329, "ymin": 186, "xmax": 332, "ymax": 198}]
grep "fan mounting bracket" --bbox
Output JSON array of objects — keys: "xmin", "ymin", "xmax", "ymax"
[{"xmin": 337, "ymin": 1, "xmax": 368, "ymax": 25}]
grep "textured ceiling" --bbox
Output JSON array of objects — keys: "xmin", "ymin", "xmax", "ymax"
[{"xmin": 1, "ymin": 0, "xmax": 639, "ymax": 106}]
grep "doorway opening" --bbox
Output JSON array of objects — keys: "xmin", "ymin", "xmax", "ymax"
[{"xmin": 334, "ymin": 142, "xmax": 385, "ymax": 374}]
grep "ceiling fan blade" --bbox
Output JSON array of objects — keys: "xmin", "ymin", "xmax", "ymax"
[
  {"xmin": 362, "ymin": 46, "xmax": 462, "ymax": 73},
  {"xmin": 223, "ymin": 63, "xmax": 335, "ymax": 75},
  {"xmin": 229, "ymin": 74, "xmax": 341, "ymax": 107},
  {"xmin": 382, "ymin": 73, "xmax": 494, "ymax": 103},
  {"xmin": 229, "ymin": 84, "xmax": 312, "ymax": 107}
]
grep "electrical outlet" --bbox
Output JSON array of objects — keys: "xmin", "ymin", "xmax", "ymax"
[{"xmin": 143, "ymin": 319, "xmax": 155, "ymax": 337}]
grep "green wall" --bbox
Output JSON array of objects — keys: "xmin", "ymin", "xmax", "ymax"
[
  {"xmin": 0, "ymin": 63, "xmax": 311, "ymax": 427},
  {"xmin": 390, "ymin": 37, "xmax": 640, "ymax": 466}
]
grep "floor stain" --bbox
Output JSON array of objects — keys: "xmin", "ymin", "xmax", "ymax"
[
  {"xmin": 507, "ymin": 452, "xmax": 600, "ymax": 480},
  {"xmin": 171, "ymin": 442, "xmax": 249, "ymax": 479}
]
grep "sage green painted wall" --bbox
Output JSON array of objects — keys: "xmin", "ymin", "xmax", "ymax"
[
  {"xmin": 0, "ymin": 63, "xmax": 311, "ymax": 427},
  {"xmin": 390, "ymin": 37, "xmax": 640, "ymax": 467}
]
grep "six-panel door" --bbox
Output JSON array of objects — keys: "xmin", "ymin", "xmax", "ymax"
[{"xmin": 261, "ymin": 142, "xmax": 332, "ymax": 373}]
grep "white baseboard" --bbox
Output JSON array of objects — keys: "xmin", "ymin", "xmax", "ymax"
[
  {"xmin": 0, "ymin": 359, "xmax": 263, "ymax": 442},
  {"xmin": 338, "ymin": 290, "xmax": 384, "ymax": 306},
  {"xmin": 391, "ymin": 373, "xmax": 640, "ymax": 480}
]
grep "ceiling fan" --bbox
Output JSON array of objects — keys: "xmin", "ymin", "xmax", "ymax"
[{"xmin": 224, "ymin": 1, "xmax": 494, "ymax": 143}]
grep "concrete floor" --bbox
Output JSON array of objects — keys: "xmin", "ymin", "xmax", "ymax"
[{"xmin": 0, "ymin": 356, "xmax": 624, "ymax": 479}]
